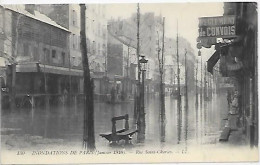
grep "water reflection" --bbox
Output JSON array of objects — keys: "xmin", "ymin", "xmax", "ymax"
[{"xmin": 1, "ymin": 92, "xmax": 227, "ymax": 150}]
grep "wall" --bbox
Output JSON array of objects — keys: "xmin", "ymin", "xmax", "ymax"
[
  {"xmin": 86, "ymin": 4, "xmax": 107, "ymax": 72},
  {"xmin": 107, "ymin": 42, "xmax": 123, "ymax": 76},
  {"xmin": 11, "ymin": 12, "xmax": 70, "ymax": 67},
  {"xmin": 69, "ymin": 4, "xmax": 82, "ymax": 69},
  {"xmin": 0, "ymin": 7, "xmax": 12, "ymax": 65}
]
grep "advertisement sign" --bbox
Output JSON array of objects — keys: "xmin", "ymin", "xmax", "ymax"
[
  {"xmin": 197, "ymin": 15, "xmax": 236, "ymax": 48},
  {"xmin": 198, "ymin": 15, "xmax": 236, "ymax": 38}
]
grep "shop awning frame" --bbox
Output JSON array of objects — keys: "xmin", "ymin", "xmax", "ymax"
[{"xmin": 207, "ymin": 50, "xmax": 220, "ymax": 74}]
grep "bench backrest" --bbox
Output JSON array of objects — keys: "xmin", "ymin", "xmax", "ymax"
[{"xmin": 111, "ymin": 114, "xmax": 129, "ymax": 135}]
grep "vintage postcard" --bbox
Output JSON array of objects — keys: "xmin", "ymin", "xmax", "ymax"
[{"xmin": 0, "ymin": 1, "xmax": 258, "ymax": 164}]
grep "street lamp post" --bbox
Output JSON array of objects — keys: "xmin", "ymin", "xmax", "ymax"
[
  {"xmin": 138, "ymin": 55, "xmax": 148, "ymax": 143},
  {"xmin": 0, "ymin": 76, "xmax": 2, "ymax": 116}
]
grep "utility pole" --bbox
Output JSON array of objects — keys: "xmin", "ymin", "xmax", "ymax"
[
  {"xmin": 176, "ymin": 21, "xmax": 182, "ymax": 144},
  {"xmin": 43, "ymin": 48, "xmax": 48, "ymax": 110},
  {"xmin": 125, "ymin": 45, "xmax": 130, "ymax": 99},
  {"xmin": 204, "ymin": 64, "xmax": 207, "ymax": 101},
  {"xmin": 170, "ymin": 67, "xmax": 173, "ymax": 85},
  {"xmin": 80, "ymin": 4, "xmax": 95, "ymax": 150},
  {"xmin": 195, "ymin": 58, "xmax": 199, "ymax": 107},
  {"xmin": 136, "ymin": 3, "xmax": 144, "ymax": 143},
  {"xmin": 184, "ymin": 49, "xmax": 188, "ymax": 109},
  {"xmin": 195, "ymin": 57, "xmax": 199, "ymax": 141},
  {"xmin": 204, "ymin": 64, "xmax": 207, "ymax": 134},
  {"xmin": 127, "ymin": 46, "xmax": 130, "ymax": 78},
  {"xmin": 200, "ymin": 52, "xmax": 203, "ymax": 107},
  {"xmin": 184, "ymin": 49, "xmax": 188, "ymax": 151},
  {"xmin": 176, "ymin": 21, "xmax": 181, "ymax": 114},
  {"xmin": 69, "ymin": 49, "xmax": 71, "ymax": 107}
]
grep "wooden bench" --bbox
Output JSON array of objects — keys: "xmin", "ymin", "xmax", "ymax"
[
  {"xmin": 100, "ymin": 114, "xmax": 137, "ymax": 145},
  {"xmin": 219, "ymin": 127, "xmax": 231, "ymax": 142}
]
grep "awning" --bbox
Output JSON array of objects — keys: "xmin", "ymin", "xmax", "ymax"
[
  {"xmin": 207, "ymin": 50, "xmax": 220, "ymax": 74},
  {"xmin": 38, "ymin": 64, "xmax": 83, "ymax": 76},
  {"xmin": 16, "ymin": 63, "xmax": 83, "ymax": 76}
]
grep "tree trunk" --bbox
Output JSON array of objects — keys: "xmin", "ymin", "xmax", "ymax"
[
  {"xmin": 160, "ymin": 17, "xmax": 166, "ymax": 142},
  {"xmin": 80, "ymin": 4, "xmax": 95, "ymax": 150}
]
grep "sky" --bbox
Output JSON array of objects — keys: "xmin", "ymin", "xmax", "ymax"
[
  {"xmin": 1, "ymin": 0, "xmax": 224, "ymax": 62},
  {"xmin": 106, "ymin": 2, "xmax": 224, "ymax": 61}
]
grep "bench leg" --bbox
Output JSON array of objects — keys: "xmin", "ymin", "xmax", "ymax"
[{"xmin": 110, "ymin": 140, "xmax": 119, "ymax": 147}]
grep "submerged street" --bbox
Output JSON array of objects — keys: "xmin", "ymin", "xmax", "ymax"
[{"xmin": 1, "ymin": 92, "xmax": 235, "ymax": 151}]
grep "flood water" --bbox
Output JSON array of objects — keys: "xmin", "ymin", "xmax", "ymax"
[{"xmin": 1, "ymin": 92, "xmax": 229, "ymax": 151}]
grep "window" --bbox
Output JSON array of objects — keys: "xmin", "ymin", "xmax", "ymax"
[
  {"xmin": 119, "ymin": 22, "xmax": 123, "ymax": 30},
  {"xmin": 72, "ymin": 56, "xmax": 75, "ymax": 66},
  {"xmin": 0, "ymin": 9, "xmax": 3, "ymax": 33},
  {"xmin": 61, "ymin": 52, "xmax": 65, "ymax": 65},
  {"xmin": 74, "ymin": 35, "xmax": 78, "ymax": 49},
  {"xmin": 149, "ymin": 25, "xmax": 152, "ymax": 30},
  {"xmin": 72, "ymin": 34, "xmax": 76, "ymax": 49},
  {"xmin": 92, "ymin": 41, "xmax": 96, "ymax": 55},
  {"xmin": 23, "ymin": 43, "xmax": 29, "ymax": 56},
  {"xmin": 33, "ymin": 47, "xmax": 38, "ymax": 60},
  {"xmin": 98, "ymin": 23, "xmax": 101, "ymax": 36},
  {"xmin": 43, "ymin": 48, "xmax": 50, "ymax": 63},
  {"xmin": 52, "ymin": 50, "xmax": 56, "ymax": 58},
  {"xmin": 72, "ymin": 10, "xmax": 77, "ymax": 26},
  {"xmin": 78, "ymin": 36, "xmax": 81, "ymax": 49},
  {"xmin": 98, "ymin": 43, "xmax": 100, "ymax": 55}
]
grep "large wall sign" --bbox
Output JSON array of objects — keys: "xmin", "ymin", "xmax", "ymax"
[{"xmin": 197, "ymin": 15, "xmax": 236, "ymax": 48}]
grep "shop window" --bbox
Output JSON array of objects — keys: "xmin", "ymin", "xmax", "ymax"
[
  {"xmin": 52, "ymin": 50, "xmax": 56, "ymax": 58},
  {"xmin": 72, "ymin": 56, "xmax": 75, "ymax": 66}
]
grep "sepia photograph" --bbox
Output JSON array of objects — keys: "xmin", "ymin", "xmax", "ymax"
[{"xmin": 0, "ymin": 0, "xmax": 258, "ymax": 164}]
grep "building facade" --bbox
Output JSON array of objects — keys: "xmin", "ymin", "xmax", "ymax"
[
  {"xmin": 0, "ymin": 5, "xmax": 79, "ymax": 108},
  {"xmin": 108, "ymin": 13, "xmax": 163, "ymax": 81},
  {"xmin": 107, "ymin": 26, "xmax": 138, "ymax": 100},
  {"xmin": 35, "ymin": 4, "xmax": 108, "ymax": 98},
  {"xmin": 206, "ymin": 2, "xmax": 258, "ymax": 147}
]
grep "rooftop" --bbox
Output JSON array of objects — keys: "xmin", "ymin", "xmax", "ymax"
[{"xmin": 1, "ymin": 5, "xmax": 69, "ymax": 32}]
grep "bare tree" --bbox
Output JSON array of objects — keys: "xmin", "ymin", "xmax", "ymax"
[{"xmin": 80, "ymin": 4, "xmax": 95, "ymax": 150}]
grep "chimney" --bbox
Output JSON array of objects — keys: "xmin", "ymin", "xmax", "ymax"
[{"xmin": 25, "ymin": 4, "xmax": 35, "ymax": 15}]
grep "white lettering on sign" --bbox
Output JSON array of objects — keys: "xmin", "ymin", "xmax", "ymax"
[
  {"xmin": 199, "ymin": 16, "xmax": 236, "ymax": 26},
  {"xmin": 202, "ymin": 26, "xmax": 236, "ymax": 37},
  {"xmin": 198, "ymin": 15, "xmax": 236, "ymax": 39}
]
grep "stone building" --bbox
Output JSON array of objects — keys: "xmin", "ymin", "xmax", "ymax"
[
  {"xmin": 34, "ymin": 4, "xmax": 109, "ymax": 99},
  {"xmin": 0, "ymin": 5, "xmax": 77, "ymax": 107},
  {"xmin": 107, "ymin": 26, "xmax": 138, "ymax": 100},
  {"xmin": 108, "ymin": 13, "xmax": 163, "ymax": 81}
]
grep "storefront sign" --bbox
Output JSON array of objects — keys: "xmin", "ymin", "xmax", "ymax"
[{"xmin": 198, "ymin": 15, "xmax": 236, "ymax": 39}]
